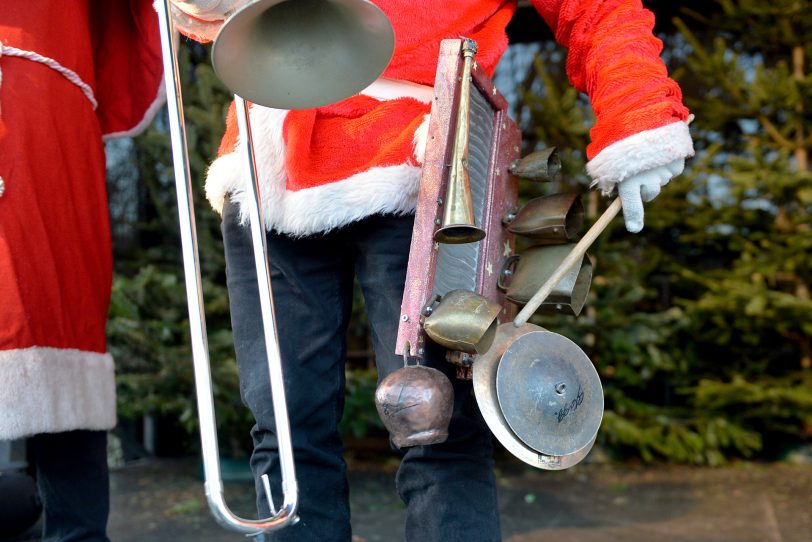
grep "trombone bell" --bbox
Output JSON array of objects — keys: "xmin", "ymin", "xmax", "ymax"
[{"xmin": 212, "ymin": 0, "xmax": 395, "ymax": 109}]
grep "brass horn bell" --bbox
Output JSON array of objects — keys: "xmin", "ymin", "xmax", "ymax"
[
  {"xmin": 212, "ymin": 0, "xmax": 395, "ymax": 109},
  {"xmin": 434, "ymin": 39, "xmax": 486, "ymax": 244}
]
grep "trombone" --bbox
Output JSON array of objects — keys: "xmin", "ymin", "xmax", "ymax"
[
  {"xmin": 154, "ymin": 0, "xmax": 394, "ymax": 534},
  {"xmin": 155, "ymin": 2, "xmax": 297, "ymax": 534}
]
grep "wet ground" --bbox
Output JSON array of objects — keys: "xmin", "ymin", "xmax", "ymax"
[{"xmin": 14, "ymin": 457, "xmax": 812, "ymax": 541}]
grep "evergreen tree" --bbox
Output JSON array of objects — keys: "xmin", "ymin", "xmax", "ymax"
[
  {"xmin": 106, "ymin": 41, "xmax": 382, "ymax": 454},
  {"xmin": 515, "ymin": 0, "xmax": 812, "ymax": 463},
  {"xmin": 667, "ymin": 0, "xmax": 812, "ymax": 460},
  {"xmin": 106, "ymin": 41, "xmax": 254, "ymax": 455}
]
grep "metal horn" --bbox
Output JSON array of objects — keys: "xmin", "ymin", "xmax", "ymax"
[
  {"xmin": 156, "ymin": 1, "xmax": 304, "ymax": 534},
  {"xmin": 212, "ymin": 0, "xmax": 395, "ymax": 109},
  {"xmin": 434, "ymin": 39, "xmax": 486, "ymax": 244}
]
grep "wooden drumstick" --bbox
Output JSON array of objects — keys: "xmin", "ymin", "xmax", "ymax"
[{"xmin": 513, "ymin": 197, "xmax": 622, "ymax": 327}]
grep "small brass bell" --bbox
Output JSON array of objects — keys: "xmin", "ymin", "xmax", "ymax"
[
  {"xmin": 498, "ymin": 245, "xmax": 593, "ymax": 317},
  {"xmin": 375, "ymin": 364, "xmax": 454, "ymax": 448},
  {"xmin": 423, "ymin": 290, "xmax": 502, "ymax": 354},
  {"xmin": 508, "ymin": 147, "xmax": 560, "ymax": 182},
  {"xmin": 504, "ymin": 193, "xmax": 584, "ymax": 244}
]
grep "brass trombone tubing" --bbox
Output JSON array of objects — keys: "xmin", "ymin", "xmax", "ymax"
[
  {"xmin": 156, "ymin": 1, "xmax": 298, "ymax": 533},
  {"xmin": 513, "ymin": 197, "xmax": 621, "ymax": 327}
]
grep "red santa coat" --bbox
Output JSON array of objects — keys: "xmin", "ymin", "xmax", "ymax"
[
  {"xmin": 174, "ymin": 0, "xmax": 692, "ymax": 236},
  {"xmin": 0, "ymin": 1, "xmax": 164, "ymax": 439}
]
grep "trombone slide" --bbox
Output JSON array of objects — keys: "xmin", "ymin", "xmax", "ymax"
[{"xmin": 155, "ymin": 0, "xmax": 298, "ymax": 533}]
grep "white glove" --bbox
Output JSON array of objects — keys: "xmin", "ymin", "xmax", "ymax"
[
  {"xmin": 172, "ymin": 0, "xmax": 249, "ymax": 20},
  {"xmin": 617, "ymin": 158, "xmax": 684, "ymax": 233}
]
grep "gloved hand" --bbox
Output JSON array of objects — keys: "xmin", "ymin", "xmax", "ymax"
[
  {"xmin": 172, "ymin": 0, "xmax": 249, "ymax": 19},
  {"xmin": 616, "ymin": 158, "xmax": 684, "ymax": 233},
  {"xmin": 164, "ymin": 0, "xmax": 252, "ymax": 42}
]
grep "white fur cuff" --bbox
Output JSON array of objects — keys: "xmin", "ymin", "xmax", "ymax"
[
  {"xmin": 586, "ymin": 121, "xmax": 694, "ymax": 193},
  {"xmin": 0, "ymin": 347, "xmax": 116, "ymax": 440}
]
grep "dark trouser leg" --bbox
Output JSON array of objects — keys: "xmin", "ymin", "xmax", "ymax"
[
  {"xmin": 222, "ymin": 200, "xmax": 354, "ymax": 542},
  {"xmin": 28, "ymin": 430, "xmax": 110, "ymax": 542},
  {"xmin": 353, "ymin": 215, "xmax": 501, "ymax": 542},
  {"xmin": 394, "ymin": 363, "xmax": 501, "ymax": 542}
]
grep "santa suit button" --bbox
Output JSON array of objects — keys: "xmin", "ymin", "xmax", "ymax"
[{"xmin": 0, "ymin": 176, "xmax": 5, "ymax": 198}]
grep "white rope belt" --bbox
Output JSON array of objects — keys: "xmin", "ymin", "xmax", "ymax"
[
  {"xmin": 0, "ymin": 44, "xmax": 99, "ymax": 198},
  {"xmin": 0, "ymin": 43, "xmax": 98, "ymax": 110}
]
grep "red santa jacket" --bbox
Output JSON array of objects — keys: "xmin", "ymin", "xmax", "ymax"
[
  {"xmin": 0, "ymin": 0, "xmax": 164, "ymax": 439},
  {"xmin": 173, "ymin": 0, "xmax": 692, "ymax": 236}
]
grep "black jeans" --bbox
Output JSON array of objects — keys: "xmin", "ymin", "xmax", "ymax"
[
  {"xmin": 222, "ymin": 199, "xmax": 500, "ymax": 542},
  {"xmin": 28, "ymin": 430, "xmax": 110, "ymax": 542}
]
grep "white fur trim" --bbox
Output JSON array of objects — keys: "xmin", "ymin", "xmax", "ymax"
[
  {"xmin": 102, "ymin": 77, "xmax": 167, "ymax": 140},
  {"xmin": 205, "ymin": 107, "xmax": 430, "ymax": 236},
  {"xmin": 212, "ymin": 153, "xmax": 421, "ymax": 236},
  {"xmin": 586, "ymin": 121, "xmax": 694, "ymax": 193},
  {"xmin": 205, "ymin": 151, "xmax": 240, "ymax": 215},
  {"xmin": 205, "ymin": 105, "xmax": 289, "ymax": 215},
  {"xmin": 361, "ymin": 78, "xmax": 434, "ymax": 104},
  {"xmin": 412, "ymin": 114, "xmax": 431, "ymax": 164},
  {"xmin": 0, "ymin": 347, "xmax": 116, "ymax": 440}
]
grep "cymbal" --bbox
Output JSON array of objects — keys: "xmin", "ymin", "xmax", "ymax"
[{"xmin": 495, "ymin": 330, "xmax": 603, "ymax": 458}]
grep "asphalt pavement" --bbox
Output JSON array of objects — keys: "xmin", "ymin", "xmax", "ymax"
[{"xmin": 10, "ymin": 456, "xmax": 812, "ymax": 542}]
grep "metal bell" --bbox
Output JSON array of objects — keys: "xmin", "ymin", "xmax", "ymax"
[
  {"xmin": 374, "ymin": 364, "xmax": 454, "ymax": 448},
  {"xmin": 508, "ymin": 147, "xmax": 560, "ymax": 182},
  {"xmin": 498, "ymin": 244, "xmax": 593, "ymax": 316},
  {"xmin": 423, "ymin": 290, "xmax": 502, "ymax": 354},
  {"xmin": 504, "ymin": 192, "xmax": 584, "ymax": 244}
]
